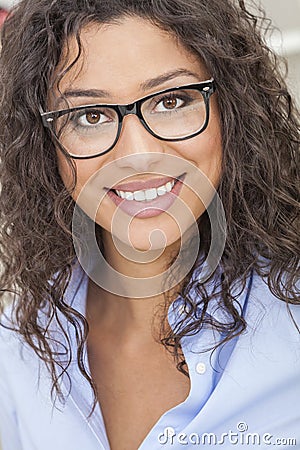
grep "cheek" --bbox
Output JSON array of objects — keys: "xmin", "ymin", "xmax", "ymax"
[
  {"xmin": 56, "ymin": 151, "xmax": 104, "ymax": 201},
  {"xmin": 168, "ymin": 120, "xmax": 223, "ymax": 221},
  {"xmin": 172, "ymin": 128, "xmax": 223, "ymax": 187}
]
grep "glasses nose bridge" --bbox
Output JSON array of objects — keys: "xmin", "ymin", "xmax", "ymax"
[
  {"xmin": 118, "ymin": 101, "xmax": 139, "ymax": 120},
  {"xmin": 117, "ymin": 101, "xmax": 147, "ymax": 137}
]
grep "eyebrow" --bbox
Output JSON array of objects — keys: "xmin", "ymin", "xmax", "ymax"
[
  {"xmin": 61, "ymin": 69, "xmax": 201, "ymax": 101},
  {"xmin": 140, "ymin": 69, "xmax": 200, "ymax": 91}
]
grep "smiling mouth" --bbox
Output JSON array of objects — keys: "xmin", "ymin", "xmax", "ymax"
[
  {"xmin": 105, "ymin": 173, "xmax": 186, "ymax": 219},
  {"xmin": 112, "ymin": 177, "xmax": 180, "ymax": 202}
]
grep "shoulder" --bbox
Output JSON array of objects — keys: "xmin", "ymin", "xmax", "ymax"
[
  {"xmin": 0, "ymin": 261, "xmax": 88, "ymax": 369},
  {"xmin": 0, "ymin": 303, "xmax": 32, "ymax": 381},
  {"xmin": 238, "ymin": 270, "xmax": 300, "ymax": 374},
  {"xmin": 0, "ymin": 301, "xmax": 21, "ymax": 348},
  {"xmin": 246, "ymin": 269, "xmax": 300, "ymax": 333}
]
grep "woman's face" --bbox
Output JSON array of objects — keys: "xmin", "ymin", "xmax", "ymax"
[{"xmin": 55, "ymin": 17, "xmax": 222, "ymax": 252}]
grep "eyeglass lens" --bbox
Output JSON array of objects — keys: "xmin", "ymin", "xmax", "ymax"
[{"xmin": 54, "ymin": 87, "xmax": 207, "ymax": 157}]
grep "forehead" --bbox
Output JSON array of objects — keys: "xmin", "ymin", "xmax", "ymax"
[{"xmin": 57, "ymin": 16, "xmax": 208, "ymax": 103}]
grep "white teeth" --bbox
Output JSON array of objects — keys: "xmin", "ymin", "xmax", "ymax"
[
  {"xmin": 114, "ymin": 179, "xmax": 176, "ymax": 202},
  {"xmin": 133, "ymin": 190, "xmax": 146, "ymax": 201},
  {"xmin": 145, "ymin": 188, "xmax": 157, "ymax": 201},
  {"xmin": 123, "ymin": 191, "xmax": 134, "ymax": 200},
  {"xmin": 165, "ymin": 181, "xmax": 173, "ymax": 192},
  {"xmin": 116, "ymin": 190, "xmax": 125, "ymax": 199},
  {"xmin": 157, "ymin": 185, "xmax": 167, "ymax": 196}
]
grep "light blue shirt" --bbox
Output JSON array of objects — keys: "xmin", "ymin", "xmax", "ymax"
[{"xmin": 0, "ymin": 262, "xmax": 299, "ymax": 450}]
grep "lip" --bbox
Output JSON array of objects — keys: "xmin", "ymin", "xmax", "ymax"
[
  {"xmin": 108, "ymin": 175, "xmax": 177, "ymax": 192},
  {"xmin": 106, "ymin": 173, "xmax": 186, "ymax": 219}
]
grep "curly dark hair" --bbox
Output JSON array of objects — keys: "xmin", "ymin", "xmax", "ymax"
[{"xmin": 0, "ymin": 0, "xmax": 299, "ymax": 416}]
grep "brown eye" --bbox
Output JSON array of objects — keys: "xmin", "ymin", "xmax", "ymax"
[
  {"xmin": 86, "ymin": 112, "xmax": 101, "ymax": 124},
  {"xmin": 163, "ymin": 98, "xmax": 178, "ymax": 109},
  {"xmin": 75, "ymin": 110, "xmax": 108, "ymax": 127},
  {"xmin": 153, "ymin": 95, "xmax": 185, "ymax": 113}
]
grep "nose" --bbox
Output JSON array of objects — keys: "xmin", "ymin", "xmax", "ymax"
[{"xmin": 112, "ymin": 114, "xmax": 165, "ymax": 172}]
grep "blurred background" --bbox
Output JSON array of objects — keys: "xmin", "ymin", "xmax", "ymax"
[{"xmin": 261, "ymin": 0, "xmax": 300, "ymax": 105}]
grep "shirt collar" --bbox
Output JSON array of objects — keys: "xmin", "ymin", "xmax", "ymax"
[
  {"xmin": 66, "ymin": 260, "xmax": 253, "ymax": 332},
  {"xmin": 168, "ymin": 264, "xmax": 253, "ymax": 330}
]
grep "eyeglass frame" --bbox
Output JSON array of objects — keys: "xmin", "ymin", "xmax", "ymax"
[{"xmin": 39, "ymin": 78, "xmax": 216, "ymax": 160}]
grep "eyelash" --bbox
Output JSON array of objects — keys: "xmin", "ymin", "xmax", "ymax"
[
  {"xmin": 70, "ymin": 109, "xmax": 111, "ymax": 128},
  {"xmin": 152, "ymin": 92, "xmax": 193, "ymax": 110}
]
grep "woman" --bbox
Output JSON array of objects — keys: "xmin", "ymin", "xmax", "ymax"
[{"xmin": 0, "ymin": 0, "xmax": 299, "ymax": 449}]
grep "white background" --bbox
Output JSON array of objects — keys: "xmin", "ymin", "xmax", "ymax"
[{"xmin": 259, "ymin": 0, "xmax": 300, "ymax": 104}]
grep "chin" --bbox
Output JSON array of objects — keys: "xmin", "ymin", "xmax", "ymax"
[{"xmin": 128, "ymin": 229, "xmax": 180, "ymax": 252}]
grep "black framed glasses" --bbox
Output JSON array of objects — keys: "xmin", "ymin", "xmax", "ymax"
[{"xmin": 40, "ymin": 78, "xmax": 216, "ymax": 160}]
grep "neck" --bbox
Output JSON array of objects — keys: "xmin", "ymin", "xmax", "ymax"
[{"xmin": 86, "ymin": 229, "xmax": 184, "ymax": 343}]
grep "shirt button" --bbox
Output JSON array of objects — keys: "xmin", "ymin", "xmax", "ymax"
[{"xmin": 196, "ymin": 362, "xmax": 206, "ymax": 374}]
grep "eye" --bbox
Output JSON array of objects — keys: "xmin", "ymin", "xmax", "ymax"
[
  {"xmin": 154, "ymin": 95, "xmax": 185, "ymax": 112},
  {"xmin": 76, "ymin": 110, "xmax": 110, "ymax": 127}
]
